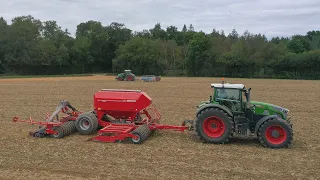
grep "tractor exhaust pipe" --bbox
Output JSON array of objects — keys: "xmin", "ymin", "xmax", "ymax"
[{"xmin": 245, "ymin": 87, "xmax": 252, "ymax": 108}]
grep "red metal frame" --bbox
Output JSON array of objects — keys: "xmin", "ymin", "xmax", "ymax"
[
  {"xmin": 92, "ymin": 123, "xmax": 137, "ymax": 142},
  {"xmin": 12, "ymin": 103, "xmax": 82, "ymax": 136},
  {"xmin": 13, "ymin": 116, "xmax": 63, "ymax": 136},
  {"xmin": 136, "ymin": 103, "xmax": 161, "ymax": 124}
]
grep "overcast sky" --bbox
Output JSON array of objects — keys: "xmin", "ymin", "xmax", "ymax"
[{"xmin": 1, "ymin": 0, "xmax": 320, "ymax": 39}]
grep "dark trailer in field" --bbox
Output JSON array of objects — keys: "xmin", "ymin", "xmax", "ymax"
[{"xmin": 140, "ymin": 75, "xmax": 161, "ymax": 82}]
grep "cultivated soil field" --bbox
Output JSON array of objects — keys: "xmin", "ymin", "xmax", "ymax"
[{"xmin": 0, "ymin": 75, "xmax": 319, "ymax": 180}]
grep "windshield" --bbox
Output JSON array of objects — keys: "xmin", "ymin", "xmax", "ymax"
[{"xmin": 215, "ymin": 88, "xmax": 240, "ymax": 101}]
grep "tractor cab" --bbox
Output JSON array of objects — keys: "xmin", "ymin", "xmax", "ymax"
[
  {"xmin": 124, "ymin": 70, "xmax": 132, "ymax": 74},
  {"xmin": 210, "ymin": 79, "xmax": 252, "ymax": 115}
]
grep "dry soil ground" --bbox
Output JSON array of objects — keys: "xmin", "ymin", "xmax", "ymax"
[{"xmin": 0, "ymin": 76, "xmax": 319, "ymax": 180}]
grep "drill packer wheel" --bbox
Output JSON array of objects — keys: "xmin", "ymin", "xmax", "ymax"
[
  {"xmin": 51, "ymin": 121, "xmax": 77, "ymax": 138},
  {"xmin": 130, "ymin": 124, "xmax": 151, "ymax": 144},
  {"xmin": 75, "ymin": 112, "xmax": 98, "ymax": 135}
]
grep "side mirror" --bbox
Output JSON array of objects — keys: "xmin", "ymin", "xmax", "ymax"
[{"xmin": 248, "ymin": 87, "xmax": 251, "ymax": 91}]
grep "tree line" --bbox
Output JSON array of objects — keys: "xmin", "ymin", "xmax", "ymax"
[{"xmin": 0, "ymin": 15, "xmax": 319, "ymax": 79}]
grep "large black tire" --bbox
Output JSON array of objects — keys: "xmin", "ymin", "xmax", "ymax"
[
  {"xmin": 116, "ymin": 77, "xmax": 124, "ymax": 81},
  {"xmin": 125, "ymin": 74, "xmax": 135, "ymax": 81},
  {"xmin": 130, "ymin": 124, "xmax": 151, "ymax": 144},
  {"xmin": 61, "ymin": 121, "xmax": 77, "ymax": 136},
  {"xmin": 75, "ymin": 112, "xmax": 98, "ymax": 135},
  {"xmin": 257, "ymin": 118, "xmax": 293, "ymax": 148},
  {"xmin": 195, "ymin": 107, "xmax": 234, "ymax": 144}
]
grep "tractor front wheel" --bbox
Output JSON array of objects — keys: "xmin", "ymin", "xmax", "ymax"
[
  {"xmin": 258, "ymin": 118, "xmax": 293, "ymax": 148},
  {"xmin": 195, "ymin": 107, "xmax": 234, "ymax": 144},
  {"xmin": 75, "ymin": 112, "xmax": 98, "ymax": 135},
  {"xmin": 116, "ymin": 77, "xmax": 124, "ymax": 81}
]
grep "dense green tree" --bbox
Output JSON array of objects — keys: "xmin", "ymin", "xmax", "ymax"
[
  {"xmin": 104, "ymin": 22, "xmax": 132, "ymax": 71},
  {"xmin": 182, "ymin": 24, "xmax": 187, "ymax": 32},
  {"xmin": 287, "ymin": 35, "xmax": 311, "ymax": 53},
  {"xmin": 310, "ymin": 34, "xmax": 320, "ymax": 50},
  {"xmin": 0, "ymin": 17, "xmax": 8, "ymax": 72},
  {"xmin": 149, "ymin": 23, "xmax": 167, "ymax": 40},
  {"xmin": 187, "ymin": 32, "xmax": 210, "ymax": 76},
  {"xmin": 4, "ymin": 15, "xmax": 42, "ymax": 71},
  {"xmin": 112, "ymin": 37, "xmax": 165, "ymax": 75},
  {"xmin": 0, "ymin": 14, "xmax": 319, "ymax": 79},
  {"xmin": 228, "ymin": 28, "xmax": 239, "ymax": 42}
]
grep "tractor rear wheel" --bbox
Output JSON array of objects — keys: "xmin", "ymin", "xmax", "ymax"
[
  {"xmin": 195, "ymin": 107, "xmax": 234, "ymax": 144},
  {"xmin": 75, "ymin": 112, "xmax": 98, "ymax": 135},
  {"xmin": 258, "ymin": 118, "xmax": 293, "ymax": 148},
  {"xmin": 126, "ymin": 74, "xmax": 134, "ymax": 81}
]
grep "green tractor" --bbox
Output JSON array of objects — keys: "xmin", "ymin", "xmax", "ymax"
[
  {"xmin": 115, "ymin": 69, "xmax": 136, "ymax": 81},
  {"xmin": 193, "ymin": 78, "xmax": 293, "ymax": 148}
]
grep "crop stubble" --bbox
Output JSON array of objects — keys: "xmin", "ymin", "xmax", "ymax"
[{"xmin": 0, "ymin": 76, "xmax": 319, "ymax": 180}]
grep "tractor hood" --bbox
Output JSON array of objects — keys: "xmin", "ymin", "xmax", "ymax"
[{"xmin": 250, "ymin": 101, "xmax": 289, "ymax": 114}]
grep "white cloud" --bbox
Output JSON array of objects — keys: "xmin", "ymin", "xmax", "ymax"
[{"xmin": 1, "ymin": 0, "xmax": 319, "ymax": 38}]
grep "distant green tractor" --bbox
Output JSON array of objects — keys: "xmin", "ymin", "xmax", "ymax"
[
  {"xmin": 194, "ymin": 78, "xmax": 293, "ymax": 148},
  {"xmin": 115, "ymin": 70, "xmax": 136, "ymax": 81}
]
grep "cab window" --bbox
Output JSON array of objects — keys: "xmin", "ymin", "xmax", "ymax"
[{"xmin": 215, "ymin": 88, "xmax": 241, "ymax": 101}]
